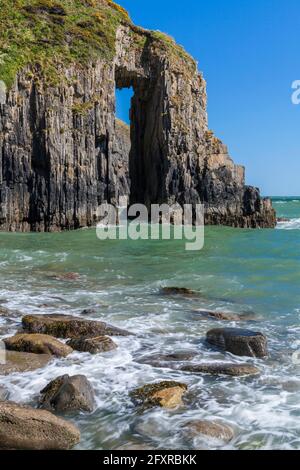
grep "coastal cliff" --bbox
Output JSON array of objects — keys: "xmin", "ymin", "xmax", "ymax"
[{"xmin": 0, "ymin": 0, "xmax": 276, "ymax": 231}]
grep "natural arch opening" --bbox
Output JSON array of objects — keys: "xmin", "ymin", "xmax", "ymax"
[{"xmin": 114, "ymin": 66, "xmax": 167, "ymax": 210}]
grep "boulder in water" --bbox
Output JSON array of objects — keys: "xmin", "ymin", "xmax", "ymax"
[
  {"xmin": 179, "ymin": 362, "xmax": 260, "ymax": 377},
  {"xmin": 183, "ymin": 420, "xmax": 234, "ymax": 443},
  {"xmin": 0, "ymin": 351, "xmax": 51, "ymax": 376},
  {"xmin": 40, "ymin": 374, "xmax": 95, "ymax": 413},
  {"xmin": 206, "ymin": 328, "xmax": 268, "ymax": 358},
  {"xmin": 66, "ymin": 336, "xmax": 117, "ymax": 354},
  {"xmin": 22, "ymin": 314, "xmax": 132, "ymax": 338},
  {"xmin": 130, "ymin": 381, "xmax": 187, "ymax": 409},
  {"xmin": 0, "ymin": 401, "xmax": 80, "ymax": 449},
  {"xmin": 4, "ymin": 333, "xmax": 73, "ymax": 357}
]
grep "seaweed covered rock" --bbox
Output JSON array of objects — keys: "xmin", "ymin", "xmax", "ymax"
[
  {"xmin": 130, "ymin": 381, "xmax": 187, "ymax": 409},
  {"xmin": 160, "ymin": 287, "xmax": 200, "ymax": 297},
  {"xmin": 22, "ymin": 314, "xmax": 132, "ymax": 338},
  {"xmin": 40, "ymin": 374, "xmax": 95, "ymax": 413},
  {"xmin": 66, "ymin": 336, "xmax": 117, "ymax": 354},
  {"xmin": 4, "ymin": 333, "xmax": 73, "ymax": 357}
]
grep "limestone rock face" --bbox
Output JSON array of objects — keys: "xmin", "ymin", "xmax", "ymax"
[
  {"xmin": 40, "ymin": 374, "xmax": 95, "ymax": 413},
  {"xmin": 206, "ymin": 328, "xmax": 268, "ymax": 358},
  {"xmin": 4, "ymin": 333, "xmax": 73, "ymax": 357},
  {"xmin": 0, "ymin": 401, "xmax": 80, "ymax": 449},
  {"xmin": 0, "ymin": 5, "xmax": 276, "ymax": 231},
  {"xmin": 22, "ymin": 314, "xmax": 132, "ymax": 338}
]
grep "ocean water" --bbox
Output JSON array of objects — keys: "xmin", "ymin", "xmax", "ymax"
[{"xmin": 0, "ymin": 197, "xmax": 300, "ymax": 450}]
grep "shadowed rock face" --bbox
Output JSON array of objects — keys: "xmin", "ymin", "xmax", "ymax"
[
  {"xmin": 40, "ymin": 374, "xmax": 95, "ymax": 413},
  {"xmin": 0, "ymin": 16, "xmax": 276, "ymax": 231}
]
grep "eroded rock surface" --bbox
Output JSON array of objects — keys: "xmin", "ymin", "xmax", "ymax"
[{"xmin": 0, "ymin": 401, "xmax": 80, "ymax": 449}]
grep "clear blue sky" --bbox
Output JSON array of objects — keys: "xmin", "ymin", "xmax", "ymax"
[{"xmin": 116, "ymin": 0, "xmax": 299, "ymax": 196}]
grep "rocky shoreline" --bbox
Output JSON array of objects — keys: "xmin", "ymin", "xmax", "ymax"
[{"xmin": 0, "ymin": 286, "xmax": 273, "ymax": 450}]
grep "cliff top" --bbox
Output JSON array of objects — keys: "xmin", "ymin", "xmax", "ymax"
[{"xmin": 0, "ymin": 0, "xmax": 197, "ymax": 88}]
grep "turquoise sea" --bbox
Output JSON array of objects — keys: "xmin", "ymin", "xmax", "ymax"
[{"xmin": 0, "ymin": 197, "xmax": 299, "ymax": 450}]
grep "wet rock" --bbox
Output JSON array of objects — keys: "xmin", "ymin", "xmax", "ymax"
[
  {"xmin": 0, "ymin": 306, "xmax": 22, "ymax": 318},
  {"xmin": 4, "ymin": 333, "xmax": 73, "ymax": 358},
  {"xmin": 40, "ymin": 374, "xmax": 95, "ymax": 413},
  {"xmin": 179, "ymin": 362, "xmax": 260, "ymax": 377},
  {"xmin": 0, "ymin": 401, "xmax": 80, "ymax": 449},
  {"xmin": 138, "ymin": 351, "xmax": 197, "ymax": 365},
  {"xmin": 0, "ymin": 351, "xmax": 51, "ymax": 375},
  {"xmin": 22, "ymin": 314, "xmax": 132, "ymax": 338},
  {"xmin": 277, "ymin": 218, "xmax": 290, "ymax": 223},
  {"xmin": 206, "ymin": 328, "xmax": 268, "ymax": 358},
  {"xmin": 130, "ymin": 381, "xmax": 187, "ymax": 409},
  {"xmin": 160, "ymin": 287, "xmax": 200, "ymax": 297},
  {"xmin": 80, "ymin": 308, "xmax": 97, "ymax": 315},
  {"xmin": 0, "ymin": 386, "xmax": 9, "ymax": 401},
  {"xmin": 192, "ymin": 309, "xmax": 240, "ymax": 321},
  {"xmin": 183, "ymin": 420, "xmax": 234, "ymax": 443},
  {"xmin": 66, "ymin": 336, "xmax": 117, "ymax": 354}
]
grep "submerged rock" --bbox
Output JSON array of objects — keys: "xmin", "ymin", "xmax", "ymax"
[
  {"xmin": 179, "ymin": 363, "xmax": 260, "ymax": 377},
  {"xmin": 0, "ymin": 401, "xmax": 80, "ymax": 449},
  {"xmin": 22, "ymin": 314, "xmax": 132, "ymax": 339},
  {"xmin": 138, "ymin": 351, "xmax": 197, "ymax": 365},
  {"xmin": 51, "ymin": 272, "xmax": 80, "ymax": 281},
  {"xmin": 0, "ymin": 386, "xmax": 9, "ymax": 401},
  {"xmin": 130, "ymin": 381, "xmax": 188, "ymax": 409},
  {"xmin": 183, "ymin": 420, "xmax": 234, "ymax": 443},
  {"xmin": 4, "ymin": 333, "xmax": 73, "ymax": 358},
  {"xmin": 206, "ymin": 328, "xmax": 268, "ymax": 358},
  {"xmin": 160, "ymin": 287, "xmax": 200, "ymax": 297},
  {"xmin": 0, "ymin": 306, "xmax": 22, "ymax": 318},
  {"xmin": 0, "ymin": 351, "xmax": 51, "ymax": 375},
  {"xmin": 40, "ymin": 374, "xmax": 95, "ymax": 413},
  {"xmin": 66, "ymin": 336, "xmax": 117, "ymax": 354},
  {"xmin": 192, "ymin": 309, "xmax": 240, "ymax": 321}
]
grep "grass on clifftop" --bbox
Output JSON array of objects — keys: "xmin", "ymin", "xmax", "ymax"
[
  {"xmin": 0, "ymin": 0, "xmax": 131, "ymax": 87},
  {"xmin": 0, "ymin": 0, "xmax": 196, "ymax": 89}
]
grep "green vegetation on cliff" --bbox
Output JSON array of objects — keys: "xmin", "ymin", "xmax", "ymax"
[{"xmin": 0, "ymin": 0, "xmax": 196, "ymax": 88}]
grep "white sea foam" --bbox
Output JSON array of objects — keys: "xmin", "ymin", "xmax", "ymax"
[{"xmin": 276, "ymin": 218, "xmax": 300, "ymax": 230}]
